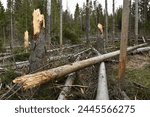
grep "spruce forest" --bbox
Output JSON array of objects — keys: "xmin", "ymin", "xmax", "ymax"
[{"xmin": 0, "ymin": 0, "xmax": 150, "ymax": 100}]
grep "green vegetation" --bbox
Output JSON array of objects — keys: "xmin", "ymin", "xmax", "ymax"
[
  {"xmin": 1, "ymin": 69, "xmax": 18, "ymax": 84},
  {"xmin": 126, "ymin": 64, "xmax": 150, "ymax": 88}
]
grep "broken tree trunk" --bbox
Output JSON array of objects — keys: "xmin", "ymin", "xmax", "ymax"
[
  {"xmin": 13, "ymin": 43, "xmax": 147, "ymax": 90},
  {"xmin": 92, "ymin": 48, "xmax": 109, "ymax": 100},
  {"xmin": 24, "ymin": 31, "xmax": 29, "ymax": 53},
  {"xmin": 117, "ymin": 0, "xmax": 130, "ymax": 81},
  {"xmin": 97, "ymin": 23, "xmax": 104, "ymax": 53},
  {"xmin": 29, "ymin": 9, "xmax": 47, "ymax": 72}
]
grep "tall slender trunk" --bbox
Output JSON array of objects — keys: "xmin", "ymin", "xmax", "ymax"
[
  {"xmin": 3, "ymin": 27, "xmax": 6, "ymax": 47},
  {"xmin": 105, "ymin": 0, "xmax": 108, "ymax": 47},
  {"xmin": 129, "ymin": 0, "xmax": 132, "ymax": 44},
  {"xmin": 144, "ymin": 0, "xmax": 147, "ymax": 36},
  {"xmin": 10, "ymin": 0, "xmax": 14, "ymax": 49},
  {"xmin": 25, "ymin": 0, "xmax": 28, "ymax": 30},
  {"xmin": 117, "ymin": 0, "xmax": 130, "ymax": 82},
  {"xmin": 86, "ymin": 0, "xmax": 90, "ymax": 44},
  {"xmin": 135, "ymin": 0, "xmax": 139, "ymax": 45},
  {"xmin": 112, "ymin": 0, "xmax": 115, "ymax": 42},
  {"xmin": 60, "ymin": 0, "xmax": 63, "ymax": 48},
  {"xmin": 46, "ymin": 0, "xmax": 51, "ymax": 47}
]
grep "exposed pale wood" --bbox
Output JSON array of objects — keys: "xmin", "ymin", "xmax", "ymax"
[
  {"xmin": 13, "ymin": 43, "xmax": 147, "ymax": 90},
  {"xmin": 29, "ymin": 9, "xmax": 46, "ymax": 72},
  {"xmin": 32, "ymin": 9, "xmax": 45, "ymax": 37},
  {"xmin": 92, "ymin": 48, "xmax": 109, "ymax": 100},
  {"xmin": 24, "ymin": 31, "xmax": 29, "ymax": 49},
  {"xmin": 97, "ymin": 23, "xmax": 104, "ymax": 53}
]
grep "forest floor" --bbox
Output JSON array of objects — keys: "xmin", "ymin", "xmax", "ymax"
[{"xmin": 0, "ymin": 42, "xmax": 150, "ymax": 100}]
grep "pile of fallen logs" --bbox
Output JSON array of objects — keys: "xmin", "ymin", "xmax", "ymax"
[{"xmin": 13, "ymin": 43, "xmax": 147, "ymax": 90}]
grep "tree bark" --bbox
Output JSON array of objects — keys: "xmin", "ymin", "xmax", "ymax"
[
  {"xmin": 112, "ymin": 0, "xmax": 115, "ymax": 42},
  {"xmin": 13, "ymin": 43, "xmax": 147, "ymax": 90},
  {"xmin": 135, "ymin": 0, "xmax": 139, "ymax": 45},
  {"xmin": 86, "ymin": 0, "xmax": 90, "ymax": 44},
  {"xmin": 92, "ymin": 48, "xmax": 109, "ymax": 100},
  {"xmin": 29, "ymin": 9, "xmax": 47, "ymax": 72},
  {"xmin": 60, "ymin": 0, "xmax": 63, "ymax": 48},
  {"xmin": 132, "ymin": 46, "xmax": 150, "ymax": 54},
  {"xmin": 117, "ymin": 0, "xmax": 130, "ymax": 81},
  {"xmin": 105, "ymin": 0, "xmax": 108, "ymax": 47},
  {"xmin": 46, "ymin": 0, "xmax": 51, "ymax": 47},
  {"xmin": 58, "ymin": 56, "xmax": 80, "ymax": 100},
  {"xmin": 10, "ymin": 0, "xmax": 14, "ymax": 49}
]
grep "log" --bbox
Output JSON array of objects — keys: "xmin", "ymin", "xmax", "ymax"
[
  {"xmin": 132, "ymin": 46, "xmax": 150, "ymax": 54},
  {"xmin": 13, "ymin": 43, "xmax": 147, "ymax": 90},
  {"xmin": 0, "ymin": 55, "xmax": 14, "ymax": 62},
  {"xmin": 92, "ymin": 48, "xmax": 109, "ymax": 100},
  {"xmin": 0, "ymin": 53, "xmax": 11, "ymax": 57},
  {"xmin": 58, "ymin": 56, "xmax": 80, "ymax": 100},
  {"xmin": 47, "ymin": 44, "xmax": 83, "ymax": 53}
]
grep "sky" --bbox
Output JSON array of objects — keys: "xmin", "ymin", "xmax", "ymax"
[{"xmin": 1, "ymin": 0, "xmax": 123, "ymax": 14}]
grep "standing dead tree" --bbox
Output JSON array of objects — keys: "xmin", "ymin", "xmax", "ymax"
[
  {"xmin": 117, "ymin": 0, "xmax": 130, "ymax": 82},
  {"xmin": 29, "ymin": 9, "xmax": 47, "ymax": 72},
  {"xmin": 60, "ymin": 0, "xmax": 63, "ymax": 48},
  {"xmin": 86, "ymin": 0, "xmax": 90, "ymax": 44},
  {"xmin": 112, "ymin": 0, "xmax": 115, "ymax": 42},
  {"xmin": 46, "ymin": 0, "xmax": 51, "ymax": 47},
  {"xmin": 13, "ymin": 43, "xmax": 147, "ymax": 90},
  {"xmin": 105, "ymin": 0, "xmax": 108, "ymax": 48},
  {"xmin": 135, "ymin": 0, "xmax": 139, "ymax": 45},
  {"xmin": 97, "ymin": 23, "xmax": 104, "ymax": 53}
]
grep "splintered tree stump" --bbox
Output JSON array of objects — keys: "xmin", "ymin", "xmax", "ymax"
[
  {"xmin": 29, "ymin": 9, "xmax": 47, "ymax": 72},
  {"xmin": 97, "ymin": 23, "xmax": 104, "ymax": 54},
  {"xmin": 24, "ymin": 31, "xmax": 29, "ymax": 53}
]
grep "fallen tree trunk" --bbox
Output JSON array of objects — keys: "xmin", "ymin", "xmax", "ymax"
[
  {"xmin": 47, "ymin": 44, "xmax": 83, "ymax": 53},
  {"xmin": 0, "ymin": 55, "xmax": 14, "ymax": 62},
  {"xmin": 92, "ymin": 48, "xmax": 109, "ymax": 100},
  {"xmin": 132, "ymin": 46, "xmax": 150, "ymax": 54},
  {"xmin": 13, "ymin": 43, "xmax": 147, "ymax": 90},
  {"xmin": 0, "ymin": 53, "xmax": 11, "ymax": 57},
  {"xmin": 58, "ymin": 56, "xmax": 81, "ymax": 100}
]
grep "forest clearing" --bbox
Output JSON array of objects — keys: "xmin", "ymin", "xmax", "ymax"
[{"xmin": 0, "ymin": 0, "xmax": 150, "ymax": 100}]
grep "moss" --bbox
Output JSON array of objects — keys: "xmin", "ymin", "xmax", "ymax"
[
  {"xmin": 14, "ymin": 52, "xmax": 30, "ymax": 61},
  {"xmin": 1, "ymin": 69, "xmax": 18, "ymax": 84},
  {"xmin": 126, "ymin": 65, "xmax": 150, "ymax": 88}
]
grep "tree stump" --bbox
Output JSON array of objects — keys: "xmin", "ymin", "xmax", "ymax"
[{"xmin": 29, "ymin": 9, "xmax": 47, "ymax": 73}]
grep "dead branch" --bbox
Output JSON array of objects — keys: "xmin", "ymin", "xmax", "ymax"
[{"xmin": 13, "ymin": 43, "xmax": 147, "ymax": 90}]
